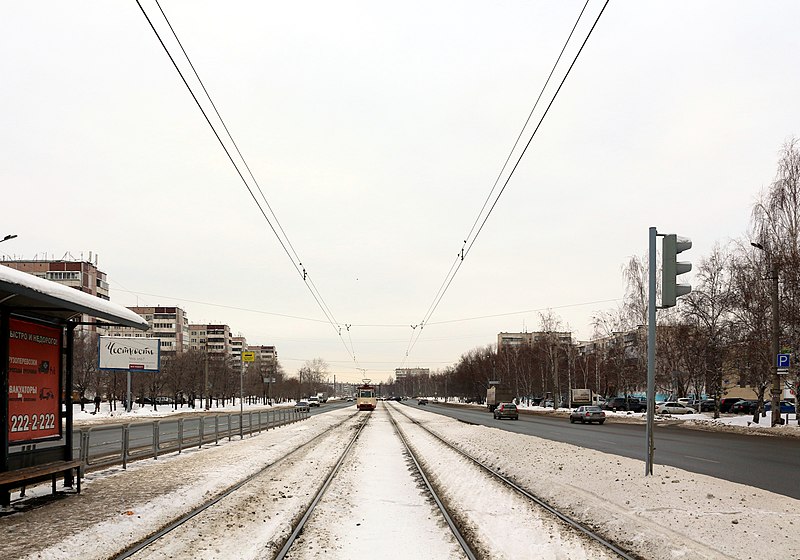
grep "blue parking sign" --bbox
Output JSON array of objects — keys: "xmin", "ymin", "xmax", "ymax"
[{"xmin": 776, "ymin": 353, "xmax": 791, "ymax": 368}]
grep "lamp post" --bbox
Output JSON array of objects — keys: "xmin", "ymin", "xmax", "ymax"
[{"xmin": 751, "ymin": 242, "xmax": 781, "ymax": 427}]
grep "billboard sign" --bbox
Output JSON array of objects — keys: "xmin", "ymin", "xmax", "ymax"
[
  {"xmin": 8, "ymin": 318, "xmax": 61, "ymax": 443},
  {"xmin": 98, "ymin": 337, "xmax": 160, "ymax": 372}
]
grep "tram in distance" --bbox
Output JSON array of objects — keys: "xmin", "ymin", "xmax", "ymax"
[{"xmin": 356, "ymin": 382, "xmax": 377, "ymax": 411}]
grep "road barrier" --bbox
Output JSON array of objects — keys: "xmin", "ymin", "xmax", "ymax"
[{"xmin": 76, "ymin": 407, "xmax": 309, "ymax": 475}]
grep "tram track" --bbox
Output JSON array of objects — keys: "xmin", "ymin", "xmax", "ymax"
[
  {"xmin": 112, "ymin": 410, "xmax": 367, "ymax": 560},
  {"xmin": 387, "ymin": 402, "xmax": 639, "ymax": 560}
]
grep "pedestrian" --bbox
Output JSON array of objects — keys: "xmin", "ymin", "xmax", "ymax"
[{"xmin": 94, "ymin": 395, "xmax": 101, "ymax": 414}]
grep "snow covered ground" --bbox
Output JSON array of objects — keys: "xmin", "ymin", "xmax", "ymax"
[{"xmin": 1, "ymin": 400, "xmax": 797, "ymax": 559}]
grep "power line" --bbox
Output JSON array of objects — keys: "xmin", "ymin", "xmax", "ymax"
[
  {"xmin": 134, "ymin": 0, "xmax": 356, "ymax": 364},
  {"xmin": 405, "ymin": 0, "xmax": 610, "ymax": 360}
]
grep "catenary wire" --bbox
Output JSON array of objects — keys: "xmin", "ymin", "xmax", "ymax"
[
  {"xmin": 406, "ymin": 0, "xmax": 610, "ymax": 359},
  {"xmin": 134, "ymin": 0, "xmax": 356, "ymax": 363}
]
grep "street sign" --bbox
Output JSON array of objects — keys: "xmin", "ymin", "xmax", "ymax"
[
  {"xmin": 777, "ymin": 353, "xmax": 791, "ymax": 369},
  {"xmin": 242, "ymin": 351, "xmax": 255, "ymax": 363}
]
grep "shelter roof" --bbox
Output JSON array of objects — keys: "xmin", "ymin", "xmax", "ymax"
[{"xmin": 0, "ymin": 265, "xmax": 149, "ymax": 330}]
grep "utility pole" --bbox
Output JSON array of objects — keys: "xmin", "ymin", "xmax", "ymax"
[{"xmin": 752, "ymin": 242, "xmax": 781, "ymax": 426}]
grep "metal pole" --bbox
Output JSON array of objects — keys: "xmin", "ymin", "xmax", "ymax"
[
  {"xmin": 126, "ymin": 369, "xmax": 132, "ymax": 413},
  {"xmin": 645, "ymin": 226, "xmax": 657, "ymax": 476},
  {"xmin": 239, "ymin": 364, "xmax": 244, "ymax": 439},
  {"xmin": 204, "ymin": 349, "xmax": 209, "ymax": 410},
  {"xmin": 770, "ymin": 264, "xmax": 780, "ymax": 426}
]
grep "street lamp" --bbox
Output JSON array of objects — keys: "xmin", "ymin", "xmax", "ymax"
[
  {"xmin": 1, "ymin": 234, "xmax": 17, "ymax": 243},
  {"xmin": 750, "ymin": 241, "xmax": 782, "ymax": 427}
]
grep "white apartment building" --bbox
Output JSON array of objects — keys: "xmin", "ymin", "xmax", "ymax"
[{"xmin": 103, "ymin": 306, "xmax": 190, "ymax": 355}]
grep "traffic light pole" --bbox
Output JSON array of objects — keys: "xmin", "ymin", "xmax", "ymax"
[{"xmin": 645, "ymin": 227, "xmax": 657, "ymax": 476}]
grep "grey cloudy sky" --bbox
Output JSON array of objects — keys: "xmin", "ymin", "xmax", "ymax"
[{"xmin": 2, "ymin": 2, "xmax": 799, "ymax": 383}]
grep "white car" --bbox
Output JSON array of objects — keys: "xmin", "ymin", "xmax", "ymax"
[
  {"xmin": 307, "ymin": 396, "xmax": 320, "ymax": 407},
  {"xmin": 656, "ymin": 401, "xmax": 696, "ymax": 415}
]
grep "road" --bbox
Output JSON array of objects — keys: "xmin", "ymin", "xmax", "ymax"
[{"xmin": 403, "ymin": 401, "xmax": 800, "ymax": 499}]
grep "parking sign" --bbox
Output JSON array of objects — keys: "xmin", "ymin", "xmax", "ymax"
[{"xmin": 777, "ymin": 353, "xmax": 791, "ymax": 369}]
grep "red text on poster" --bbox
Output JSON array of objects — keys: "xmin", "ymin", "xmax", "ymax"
[{"xmin": 8, "ymin": 318, "xmax": 61, "ymax": 442}]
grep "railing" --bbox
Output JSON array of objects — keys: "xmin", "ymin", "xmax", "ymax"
[{"xmin": 76, "ymin": 407, "xmax": 308, "ymax": 475}]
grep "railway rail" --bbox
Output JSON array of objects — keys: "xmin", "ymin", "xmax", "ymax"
[
  {"xmin": 386, "ymin": 401, "xmax": 638, "ymax": 560},
  {"xmin": 112, "ymin": 410, "xmax": 365, "ymax": 560}
]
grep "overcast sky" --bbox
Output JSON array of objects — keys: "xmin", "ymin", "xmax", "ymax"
[{"xmin": 2, "ymin": 1, "xmax": 799, "ymax": 383}]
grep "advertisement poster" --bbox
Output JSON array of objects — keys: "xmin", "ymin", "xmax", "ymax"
[
  {"xmin": 98, "ymin": 336, "xmax": 160, "ymax": 371},
  {"xmin": 8, "ymin": 318, "xmax": 62, "ymax": 443}
]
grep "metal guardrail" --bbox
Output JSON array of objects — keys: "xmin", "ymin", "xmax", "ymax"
[{"xmin": 77, "ymin": 407, "xmax": 309, "ymax": 475}]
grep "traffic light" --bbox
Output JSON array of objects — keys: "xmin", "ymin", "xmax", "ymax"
[{"xmin": 662, "ymin": 233, "xmax": 692, "ymax": 307}]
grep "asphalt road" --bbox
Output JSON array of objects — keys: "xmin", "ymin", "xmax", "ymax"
[{"xmin": 401, "ymin": 401, "xmax": 800, "ymax": 499}]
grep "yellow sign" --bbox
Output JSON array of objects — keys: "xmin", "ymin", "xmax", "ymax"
[{"xmin": 242, "ymin": 351, "xmax": 256, "ymax": 362}]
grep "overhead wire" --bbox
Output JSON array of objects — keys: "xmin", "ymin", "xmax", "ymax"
[
  {"xmin": 135, "ymin": 0, "xmax": 356, "ymax": 363},
  {"xmin": 403, "ymin": 0, "xmax": 610, "ymax": 363}
]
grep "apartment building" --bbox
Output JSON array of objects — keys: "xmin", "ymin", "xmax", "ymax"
[
  {"xmin": 189, "ymin": 324, "xmax": 232, "ymax": 359},
  {"xmin": 394, "ymin": 368, "xmax": 429, "ymax": 381},
  {"xmin": 247, "ymin": 345, "xmax": 277, "ymax": 379},
  {"xmin": 1, "ymin": 253, "xmax": 109, "ymax": 300},
  {"xmin": 497, "ymin": 331, "xmax": 573, "ymax": 350},
  {"xmin": 103, "ymin": 306, "xmax": 190, "ymax": 355}
]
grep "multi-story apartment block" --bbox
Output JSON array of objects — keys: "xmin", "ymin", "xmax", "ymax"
[
  {"xmin": 231, "ymin": 335, "xmax": 247, "ymax": 371},
  {"xmin": 247, "ymin": 345, "xmax": 278, "ymax": 377},
  {"xmin": 394, "ymin": 368, "xmax": 429, "ymax": 381},
  {"xmin": 497, "ymin": 331, "xmax": 573, "ymax": 350},
  {"xmin": 103, "ymin": 306, "xmax": 190, "ymax": 355},
  {"xmin": 1, "ymin": 253, "xmax": 109, "ymax": 300},
  {"xmin": 189, "ymin": 324, "xmax": 232, "ymax": 359}
]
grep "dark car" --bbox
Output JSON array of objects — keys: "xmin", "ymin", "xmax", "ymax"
[
  {"xmin": 603, "ymin": 397, "xmax": 645, "ymax": 413},
  {"xmin": 698, "ymin": 399, "xmax": 716, "ymax": 412},
  {"xmin": 493, "ymin": 402, "xmax": 519, "ymax": 420},
  {"xmin": 417, "ymin": 398, "xmax": 429, "ymax": 405},
  {"xmin": 731, "ymin": 399, "xmax": 759, "ymax": 414},
  {"xmin": 569, "ymin": 405, "xmax": 605, "ymax": 424},
  {"xmin": 719, "ymin": 398, "xmax": 744, "ymax": 413}
]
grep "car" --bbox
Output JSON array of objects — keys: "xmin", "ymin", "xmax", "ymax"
[
  {"xmin": 569, "ymin": 405, "xmax": 606, "ymax": 424},
  {"xmin": 603, "ymin": 397, "xmax": 646, "ymax": 413},
  {"xmin": 655, "ymin": 401, "xmax": 696, "ymax": 415},
  {"xmin": 730, "ymin": 399, "xmax": 759, "ymax": 414},
  {"xmin": 719, "ymin": 398, "xmax": 744, "ymax": 413},
  {"xmin": 493, "ymin": 402, "xmax": 519, "ymax": 420},
  {"xmin": 417, "ymin": 398, "xmax": 429, "ymax": 405},
  {"xmin": 295, "ymin": 400, "xmax": 309, "ymax": 410},
  {"xmin": 307, "ymin": 396, "xmax": 320, "ymax": 407},
  {"xmin": 698, "ymin": 399, "xmax": 716, "ymax": 412},
  {"xmin": 763, "ymin": 400, "xmax": 796, "ymax": 414},
  {"xmin": 346, "ymin": 397, "xmax": 354, "ymax": 402},
  {"xmin": 393, "ymin": 396, "xmax": 402, "ymax": 401}
]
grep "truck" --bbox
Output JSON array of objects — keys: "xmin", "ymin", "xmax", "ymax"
[
  {"xmin": 571, "ymin": 389, "xmax": 605, "ymax": 408},
  {"xmin": 317, "ymin": 392, "xmax": 328, "ymax": 403},
  {"xmin": 486, "ymin": 384, "xmax": 514, "ymax": 412}
]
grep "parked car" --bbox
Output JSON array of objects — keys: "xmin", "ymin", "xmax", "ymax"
[
  {"xmin": 730, "ymin": 399, "xmax": 759, "ymax": 414},
  {"xmin": 603, "ymin": 397, "xmax": 646, "ymax": 413},
  {"xmin": 655, "ymin": 401, "xmax": 696, "ymax": 415},
  {"xmin": 763, "ymin": 401, "xmax": 796, "ymax": 414},
  {"xmin": 698, "ymin": 399, "xmax": 716, "ymax": 412},
  {"xmin": 719, "ymin": 398, "xmax": 744, "ymax": 413},
  {"xmin": 417, "ymin": 398, "xmax": 429, "ymax": 405},
  {"xmin": 569, "ymin": 405, "xmax": 606, "ymax": 424},
  {"xmin": 493, "ymin": 402, "xmax": 519, "ymax": 420}
]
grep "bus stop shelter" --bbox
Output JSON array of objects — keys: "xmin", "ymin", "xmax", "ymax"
[{"xmin": 0, "ymin": 265, "xmax": 149, "ymax": 506}]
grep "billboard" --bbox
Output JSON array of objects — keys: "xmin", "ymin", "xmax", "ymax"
[
  {"xmin": 98, "ymin": 337, "xmax": 160, "ymax": 371},
  {"xmin": 8, "ymin": 318, "xmax": 61, "ymax": 443}
]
